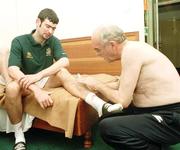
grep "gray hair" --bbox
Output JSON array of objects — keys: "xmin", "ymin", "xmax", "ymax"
[{"xmin": 94, "ymin": 25, "xmax": 127, "ymax": 45}]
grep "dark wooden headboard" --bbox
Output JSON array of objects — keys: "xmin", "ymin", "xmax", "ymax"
[{"xmin": 61, "ymin": 31, "xmax": 139, "ymax": 75}]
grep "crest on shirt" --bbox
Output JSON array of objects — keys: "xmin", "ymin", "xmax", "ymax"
[
  {"xmin": 26, "ymin": 52, "xmax": 33, "ymax": 59},
  {"xmin": 46, "ymin": 48, "xmax": 52, "ymax": 56}
]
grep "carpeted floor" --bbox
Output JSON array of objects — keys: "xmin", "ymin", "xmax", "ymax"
[
  {"xmin": 0, "ymin": 124, "xmax": 113, "ymax": 150},
  {"xmin": 0, "ymin": 124, "xmax": 180, "ymax": 150}
]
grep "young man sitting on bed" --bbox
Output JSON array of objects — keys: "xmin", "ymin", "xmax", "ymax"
[{"xmin": 5, "ymin": 9, "xmax": 122, "ymax": 150}]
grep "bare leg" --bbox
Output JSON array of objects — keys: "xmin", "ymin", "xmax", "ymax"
[
  {"xmin": 0, "ymin": 50, "xmax": 22, "ymax": 123},
  {"xmin": 5, "ymin": 81, "xmax": 26, "ymax": 147},
  {"xmin": 45, "ymin": 68, "xmax": 123, "ymax": 117},
  {"xmin": 0, "ymin": 49, "xmax": 26, "ymax": 148},
  {"xmin": 5, "ymin": 81, "xmax": 22, "ymax": 123},
  {"xmin": 1, "ymin": 49, "xmax": 21, "ymax": 123},
  {"xmin": 44, "ymin": 68, "xmax": 90, "ymax": 99}
]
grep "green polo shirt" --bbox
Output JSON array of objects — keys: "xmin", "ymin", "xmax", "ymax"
[{"xmin": 9, "ymin": 32, "xmax": 68, "ymax": 74}]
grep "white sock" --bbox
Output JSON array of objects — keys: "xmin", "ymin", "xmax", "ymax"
[
  {"xmin": 85, "ymin": 92, "xmax": 105, "ymax": 117},
  {"xmin": 107, "ymin": 103, "xmax": 123, "ymax": 112},
  {"xmin": 13, "ymin": 121, "xmax": 25, "ymax": 144},
  {"xmin": 85, "ymin": 92, "xmax": 123, "ymax": 117}
]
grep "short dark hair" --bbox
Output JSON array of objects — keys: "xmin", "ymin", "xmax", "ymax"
[{"xmin": 38, "ymin": 8, "xmax": 59, "ymax": 24}]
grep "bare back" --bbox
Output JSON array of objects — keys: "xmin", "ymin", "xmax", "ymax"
[{"xmin": 119, "ymin": 41, "xmax": 180, "ymax": 107}]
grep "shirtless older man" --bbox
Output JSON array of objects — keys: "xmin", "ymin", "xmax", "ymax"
[{"xmin": 78, "ymin": 25, "xmax": 180, "ymax": 150}]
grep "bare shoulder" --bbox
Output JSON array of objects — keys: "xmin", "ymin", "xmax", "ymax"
[
  {"xmin": 122, "ymin": 41, "xmax": 160, "ymax": 64},
  {"xmin": 121, "ymin": 41, "xmax": 147, "ymax": 65}
]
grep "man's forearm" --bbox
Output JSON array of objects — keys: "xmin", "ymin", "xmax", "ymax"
[
  {"xmin": 95, "ymin": 82, "xmax": 123, "ymax": 104},
  {"xmin": 28, "ymin": 83, "xmax": 41, "ymax": 93}
]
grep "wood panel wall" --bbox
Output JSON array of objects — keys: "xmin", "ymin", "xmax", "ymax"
[{"xmin": 61, "ymin": 31, "xmax": 139, "ymax": 75}]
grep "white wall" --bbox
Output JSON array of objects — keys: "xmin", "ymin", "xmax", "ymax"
[
  {"xmin": 0, "ymin": 0, "xmax": 144, "ymax": 49},
  {"xmin": 0, "ymin": 0, "xmax": 18, "ymax": 48}
]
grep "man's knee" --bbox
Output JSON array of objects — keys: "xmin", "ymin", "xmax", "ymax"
[
  {"xmin": 99, "ymin": 117, "xmax": 153, "ymax": 150},
  {"xmin": 57, "ymin": 68, "xmax": 73, "ymax": 82},
  {"xmin": 58, "ymin": 68, "xmax": 69, "ymax": 74},
  {"xmin": 99, "ymin": 118, "xmax": 127, "ymax": 149},
  {"xmin": 6, "ymin": 81, "xmax": 21, "ymax": 98},
  {"xmin": 99, "ymin": 118, "xmax": 116, "ymax": 138},
  {"xmin": 99, "ymin": 117, "xmax": 133, "ymax": 141}
]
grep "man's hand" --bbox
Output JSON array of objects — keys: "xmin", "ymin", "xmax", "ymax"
[
  {"xmin": 19, "ymin": 73, "xmax": 42, "ymax": 89},
  {"xmin": 33, "ymin": 89, "xmax": 53, "ymax": 109}
]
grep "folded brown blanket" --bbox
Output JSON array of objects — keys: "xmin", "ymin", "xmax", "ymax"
[{"xmin": 23, "ymin": 87, "xmax": 80, "ymax": 138}]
